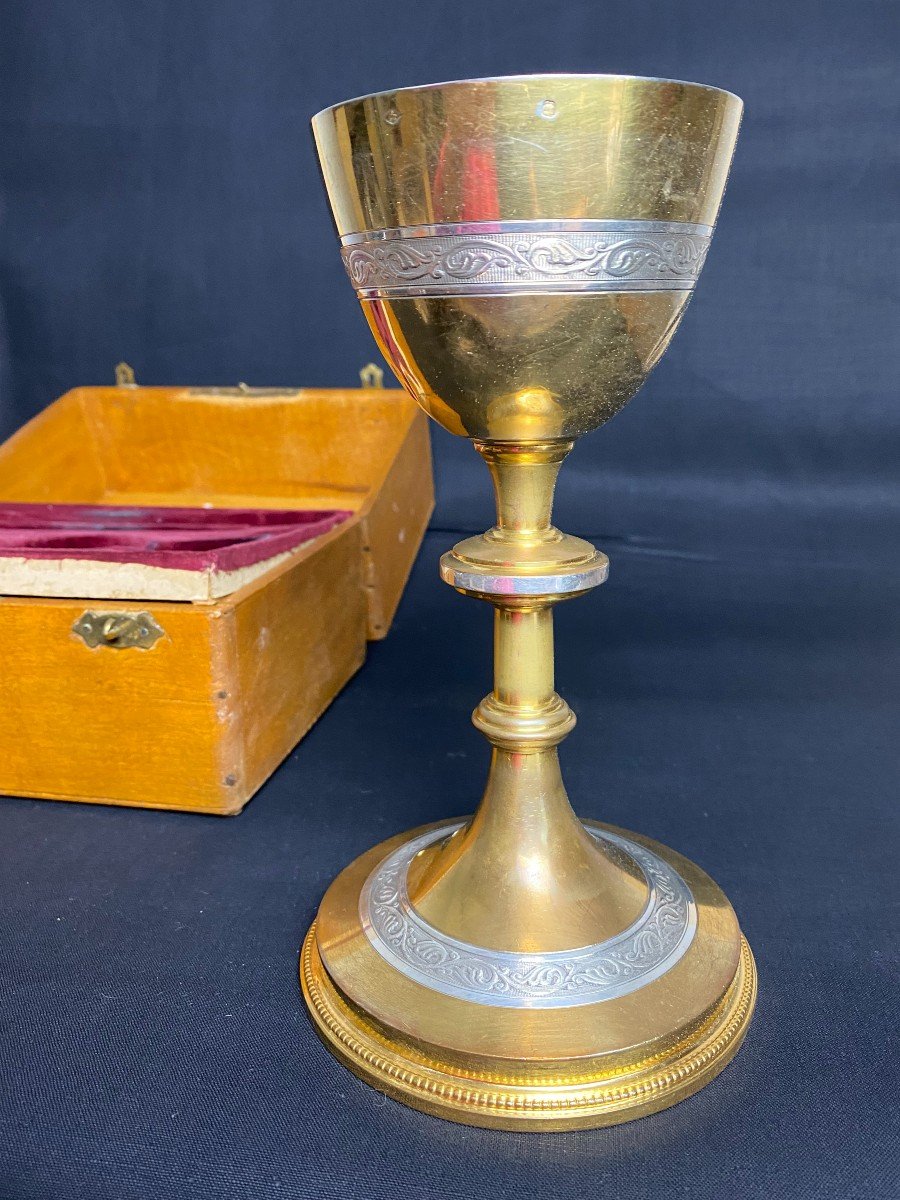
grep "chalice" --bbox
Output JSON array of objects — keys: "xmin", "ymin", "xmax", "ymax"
[{"xmin": 302, "ymin": 74, "xmax": 755, "ymax": 1130}]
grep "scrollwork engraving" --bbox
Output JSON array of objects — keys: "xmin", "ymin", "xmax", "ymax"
[
  {"xmin": 342, "ymin": 223, "xmax": 710, "ymax": 295},
  {"xmin": 360, "ymin": 823, "xmax": 697, "ymax": 1008}
]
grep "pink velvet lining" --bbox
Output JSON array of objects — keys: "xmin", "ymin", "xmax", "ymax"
[{"xmin": 0, "ymin": 504, "xmax": 352, "ymax": 572}]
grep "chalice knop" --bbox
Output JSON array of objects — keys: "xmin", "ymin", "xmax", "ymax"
[{"xmin": 301, "ymin": 75, "xmax": 755, "ymax": 1130}]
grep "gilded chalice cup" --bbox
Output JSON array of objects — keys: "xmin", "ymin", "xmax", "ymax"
[{"xmin": 301, "ymin": 74, "xmax": 755, "ymax": 1130}]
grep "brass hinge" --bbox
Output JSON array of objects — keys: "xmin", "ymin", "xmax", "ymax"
[
  {"xmin": 359, "ymin": 362, "xmax": 385, "ymax": 389},
  {"xmin": 115, "ymin": 362, "xmax": 137, "ymax": 387}
]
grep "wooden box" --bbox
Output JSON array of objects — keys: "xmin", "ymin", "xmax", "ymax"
[{"xmin": 0, "ymin": 384, "xmax": 433, "ymax": 814}]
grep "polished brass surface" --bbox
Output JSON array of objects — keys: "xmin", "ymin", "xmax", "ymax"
[
  {"xmin": 314, "ymin": 74, "xmax": 741, "ymax": 441},
  {"xmin": 314, "ymin": 75, "xmax": 741, "ymax": 232},
  {"xmin": 314, "ymin": 819, "xmax": 741, "ymax": 1050},
  {"xmin": 360, "ymin": 292, "xmax": 692, "ymax": 440},
  {"xmin": 440, "ymin": 441, "xmax": 609, "ymax": 595},
  {"xmin": 302, "ymin": 823, "xmax": 757, "ymax": 1130},
  {"xmin": 303, "ymin": 931, "xmax": 756, "ymax": 1131},
  {"xmin": 303, "ymin": 74, "xmax": 753, "ymax": 1129}
]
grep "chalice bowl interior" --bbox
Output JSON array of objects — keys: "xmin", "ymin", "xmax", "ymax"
[{"xmin": 302, "ymin": 74, "xmax": 755, "ymax": 1130}]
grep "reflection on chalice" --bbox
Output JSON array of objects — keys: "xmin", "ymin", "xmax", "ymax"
[{"xmin": 301, "ymin": 75, "xmax": 755, "ymax": 1130}]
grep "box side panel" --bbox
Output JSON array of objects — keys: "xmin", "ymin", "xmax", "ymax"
[
  {"xmin": 228, "ymin": 522, "xmax": 366, "ymax": 799},
  {"xmin": 360, "ymin": 411, "xmax": 434, "ymax": 638},
  {"xmin": 76, "ymin": 387, "xmax": 415, "ymax": 509},
  {"xmin": 0, "ymin": 391, "xmax": 107, "ymax": 502},
  {"xmin": 0, "ymin": 596, "xmax": 241, "ymax": 814}
]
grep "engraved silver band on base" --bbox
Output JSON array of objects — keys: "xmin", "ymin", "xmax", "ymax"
[
  {"xmin": 341, "ymin": 219, "xmax": 713, "ymax": 298},
  {"xmin": 360, "ymin": 821, "xmax": 697, "ymax": 1009}
]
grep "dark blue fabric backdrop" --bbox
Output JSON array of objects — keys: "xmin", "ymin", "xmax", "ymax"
[{"xmin": 0, "ymin": 3, "xmax": 897, "ymax": 1199}]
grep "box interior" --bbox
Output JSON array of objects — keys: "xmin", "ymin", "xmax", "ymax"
[{"xmin": 0, "ymin": 503, "xmax": 350, "ymax": 570}]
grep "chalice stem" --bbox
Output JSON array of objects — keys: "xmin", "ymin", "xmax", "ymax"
[
  {"xmin": 471, "ymin": 440, "xmax": 580, "ymax": 833},
  {"xmin": 410, "ymin": 441, "xmax": 640, "ymax": 952},
  {"xmin": 472, "ymin": 440, "xmax": 577, "ymax": 762}
]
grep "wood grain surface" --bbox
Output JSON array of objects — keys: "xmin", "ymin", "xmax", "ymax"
[{"xmin": 0, "ymin": 385, "xmax": 432, "ymax": 813}]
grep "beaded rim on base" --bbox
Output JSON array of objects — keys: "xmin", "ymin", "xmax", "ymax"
[{"xmin": 300, "ymin": 926, "xmax": 757, "ymax": 1131}]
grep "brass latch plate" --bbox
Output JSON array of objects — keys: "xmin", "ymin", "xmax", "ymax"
[{"xmin": 73, "ymin": 611, "xmax": 164, "ymax": 649}]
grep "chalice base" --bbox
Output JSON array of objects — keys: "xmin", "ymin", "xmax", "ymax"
[{"xmin": 301, "ymin": 820, "xmax": 756, "ymax": 1131}]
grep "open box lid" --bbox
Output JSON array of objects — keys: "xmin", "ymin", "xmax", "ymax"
[{"xmin": 0, "ymin": 383, "xmax": 433, "ymax": 629}]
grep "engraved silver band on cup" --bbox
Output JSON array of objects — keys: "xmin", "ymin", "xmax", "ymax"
[
  {"xmin": 341, "ymin": 219, "xmax": 713, "ymax": 298},
  {"xmin": 359, "ymin": 821, "xmax": 697, "ymax": 1008}
]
